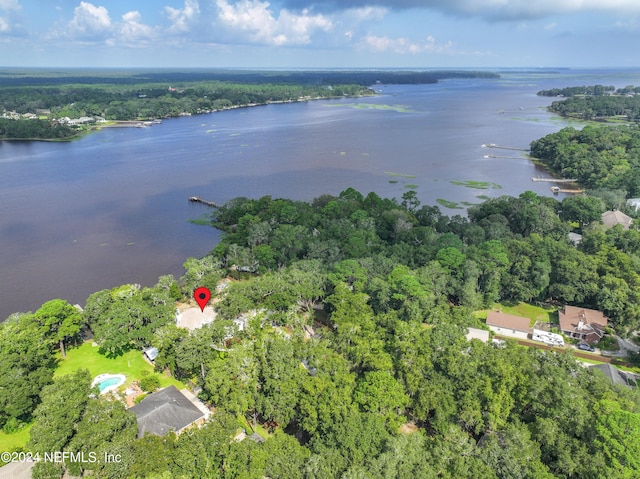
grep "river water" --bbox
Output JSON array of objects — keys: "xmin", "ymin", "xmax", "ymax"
[{"xmin": 2, "ymin": 68, "xmax": 640, "ymax": 319}]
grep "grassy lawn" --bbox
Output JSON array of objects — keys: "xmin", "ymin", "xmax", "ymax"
[
  {"xmin": 237, "ymin": 415, "xmax": 270, "ymax": 440},
  {"xmin": 475, "ymin": 301, "xmax": 557, "ymax": 327},
  {"xmin": 0, "ymin": 343, "xmax": 188, "ymax": 454},
  {"xmin": 0, "ymin": 424, "xmax": 32, "ymax": 452},
  {"xmin": 55, "ymin": 341, "xmax": 185, "ymax": 390}
]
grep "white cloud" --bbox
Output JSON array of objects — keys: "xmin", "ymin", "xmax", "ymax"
[
  {"xmin": 544, "ymin": 22, "xmax": 557, "ymax": 30},
  {"xmin": 281, "ymin": 0, "xmax": 640, "ymax": 22},
  {"xmin": 361, "ymin": 34, "xmax": 452, "ymax": 54},
  {"xmin": 347, "ymin": 6, "xmax": 387, "ymax": 21},
  {"xmin": 216, "ymin": 0, "xmax": 332, "ymax": 45},
  {"xmin": 68, "ymin": 2, "xmax": 111, "ymax": 37},
  {"xmin": 47, "ymin": 2, "xmax": 156, "ymax": 46},
  {"xmin": 119, "ymin": 11, "xmax": 155, "ymax": 44},
  {"xmin": 0, "ymin": 0, "xmax": 19, "ymax": 11},
  {"xmin": 0, "ymin": 17, "xmax": 8, "ymax": 32},
  {"xmin": 165, "ymin": 0, "xmax": 200, "ymax": 33}
]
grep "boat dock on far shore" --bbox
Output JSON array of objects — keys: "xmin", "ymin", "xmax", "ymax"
[
  {"xmin": 532, "ymin": 177, "xmax": 578, "ymax": 183},
  {"xmin": 189, "ymin": 196, "xmax": 221, "ymax": 208},
  {"xmin": 551, "ymin": 186, "xmax": 584, "ymax": 194}
]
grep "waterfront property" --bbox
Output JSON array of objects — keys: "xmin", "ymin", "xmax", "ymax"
[
  {"xmin": 601, "ymin": 210, "xmax": 633, "ymax": 230},
  {"xmin": 143, "ymin": 347, "xmax": 158, "ymax": 362},
  {"xmin": 92, "ymin": 373, "xmax": 126, "ymax": 394},
  {"xmin": 129, "ymin": 385, "xmax": 207, "ymax": 438}
]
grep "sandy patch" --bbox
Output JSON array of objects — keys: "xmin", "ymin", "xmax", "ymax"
[{"xmin": 176, "ymin": 306, "xmax": 216, "ymax": 331}]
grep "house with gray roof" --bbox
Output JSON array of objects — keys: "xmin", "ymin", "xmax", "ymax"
[
  {"xmin": 129, "ymin": 385, "xmax": 206, "ymax": 437},
  {"xmin": 601, "ymin": 210, "xmax": 633, "ymax": 230},
  {"xmin": 589, "ymin": 363, "xmax": 636, "ymax": 388}
]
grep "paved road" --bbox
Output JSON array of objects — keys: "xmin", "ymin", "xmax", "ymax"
[{"xmin": 616, "ymin": 336, "xmax": 640, "ymax": 355}]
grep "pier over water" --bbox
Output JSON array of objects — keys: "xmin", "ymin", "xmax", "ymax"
[{"xmin": 189, "ymin": 196, "xmax": 221, "ymax": 208}]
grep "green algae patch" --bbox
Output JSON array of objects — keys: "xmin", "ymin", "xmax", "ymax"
[
  {"xmin": 326, "ymin": 103, "xmax": 413, "ymax": 113},
  {"xmin": 385, "ymin": 172, "xmax": 417, "ymax": 178},
  {"xmin": 450, "ymin": 180, "xmax": 502, "ymax": 190},
  {"xmin": 436, "ymin": 199, "xmax": 463, "ymax": 209}
]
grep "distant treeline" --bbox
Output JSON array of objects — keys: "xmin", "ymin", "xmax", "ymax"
[
  {"xmin": 0, "ymin": 82, "xmax": 372, "ymax": 122},
  {"xmin": 0, "ymin": 68, "xmax": 499, "ymax": 87},
  {"xmin": 537, "ymin": 84, "xmax": 640, "ymax": 121},
  {"xmin": 537, "ymin": 85, "xmax": 617, "ymax": 97},
  {"xmin": 0, "ymin": 118, "xmax": 75, "ymax": 140}
]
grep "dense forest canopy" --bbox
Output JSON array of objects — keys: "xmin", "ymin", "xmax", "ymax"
[
  {"xmin": 538, "ymin": 84, "xmax": 640, "ymax": 121},
  {"xmin": 2, "ymin": 185, "xmax": 640, "ymax": 478},
  {"xmin": 530, "ymin": 124, "xmax": 640, "ymax": 195}
]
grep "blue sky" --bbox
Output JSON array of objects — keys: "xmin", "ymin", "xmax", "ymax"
[{"xmin": 1, "ymin": 0, "xmax": 640, "ymax": 68}]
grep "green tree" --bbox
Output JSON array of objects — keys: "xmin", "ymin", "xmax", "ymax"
[
  {"xmin": 67, "ymin": 398, "xmax": 137, "ymax": 477},
  {"xmin": 559, "ymin": 195, "xmax": 605, "ymax": 226},
  {"xmin": 35, "ymin": 299, "xmax": 83, "ymax": 358},
  {"xmin": 0, "ymin": 314, "xmax": 56, "ymax": 429},
  {"xmin": 594, "ymin": 399, "xmax": 640, "ymax": 477},
  {"xmin": 29, "ymin": 370, "xmax": 92, "ymax": 479},
  {"xmin": 354, "ymin": 370, "xmax": 409, "ymax": 426},
  {"xmin": 85, "ymin": 284, "xmax": 174, "ymax": 357}
]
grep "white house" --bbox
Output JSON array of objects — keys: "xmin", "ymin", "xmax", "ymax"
[{"xmin": 486, "ymin": 311, "xmax": 530, "ymax": 340}]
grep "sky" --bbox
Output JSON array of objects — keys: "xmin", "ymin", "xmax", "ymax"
[{"xmin": 1, "ymin": 0, "xmax": 640, "ymax": 68}]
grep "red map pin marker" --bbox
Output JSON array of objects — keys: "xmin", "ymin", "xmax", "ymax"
[{"xmin": 194, "ymin": 287, "xmax": 211, "ymax": 312}]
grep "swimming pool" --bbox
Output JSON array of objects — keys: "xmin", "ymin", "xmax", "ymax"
[{"xmin": 92, "ymin": 374, "xmax": 126, "ymax": 394}]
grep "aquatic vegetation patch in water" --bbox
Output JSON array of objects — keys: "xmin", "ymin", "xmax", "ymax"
[
  {"xmin": 436, "ymin": 199, "xmax": 463, "ymax": 209},
  {"xmin": 450, "ymin": 180, "xmax": 502, "ymax": 190},
  {"xmin": 189, "ymin": 213, "xmax": 213, "ymax": 225},
  {"xmin": 404, "ymin": 184, "xmax": 419, "ymax": 189},
  {"xmin": 326, "ymin": 103, "xmax": 413, "ymax": 113},
  {"xmin": 385, "ymin": 172, "xmax": 416, "ymax": 178}
]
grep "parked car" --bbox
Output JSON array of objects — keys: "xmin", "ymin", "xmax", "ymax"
[{"xmin": 577, "ymin": 343, "xmax": 596, "ymax": 352}]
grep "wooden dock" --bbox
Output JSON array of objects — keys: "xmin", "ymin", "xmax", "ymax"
[
  {"xmin": 551, "ymin": 187, "xmax": 584, "ymax": 194},
  {"xmin": 189, "ymin": 196, "xmax": 221, "ymax": 208},
  {"xmin": 532, "ymin": 177, "xmax": 578, "ymax": 183},
  {"xmin": 482, "ymin": 143, "xmax": 530, "ymax": 152}
]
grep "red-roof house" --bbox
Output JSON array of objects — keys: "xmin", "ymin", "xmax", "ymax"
[{"xmin": 559, "ymin": 305, "xmax": 607, "ymax": 344}]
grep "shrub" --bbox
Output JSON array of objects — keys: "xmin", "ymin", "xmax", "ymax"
[{"xmin": 139, "ymin": 374, "xmax": 160, "ymax": 392}]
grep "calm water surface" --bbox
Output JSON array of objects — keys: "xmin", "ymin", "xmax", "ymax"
[{"xmin": 2, "ymin": 69, "xmax": 640, "ymax": 319}]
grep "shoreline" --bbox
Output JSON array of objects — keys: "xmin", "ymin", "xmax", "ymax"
[{"xmin": 1, "ymin": 92, "xmax": 376, "ymax": 142}]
